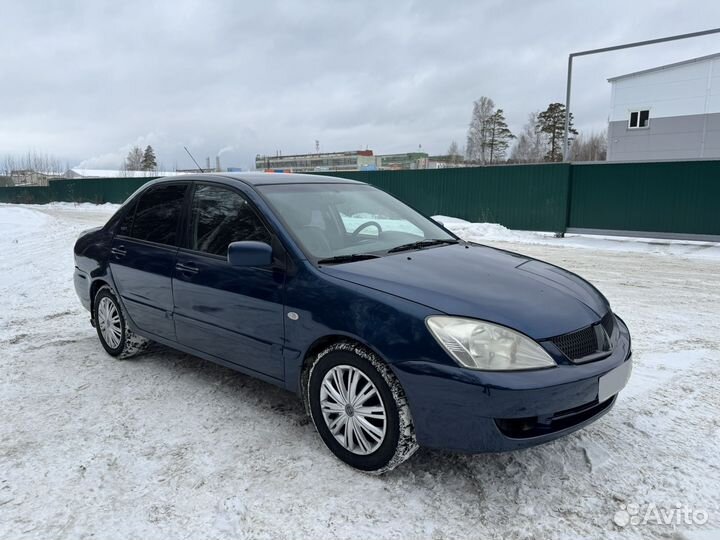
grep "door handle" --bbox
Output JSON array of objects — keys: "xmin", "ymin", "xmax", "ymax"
[
  {"xmin": 175, "ymin": 262, "xmax": 199, "ymax": 274},
  {"xmin": 111, "ymin": 246, "xmax": 127, "ymax": 258}
]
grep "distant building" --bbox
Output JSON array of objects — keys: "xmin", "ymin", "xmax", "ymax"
[
  {"xmin": 10, "ymin": 169, "xmax": 54, "ymax": 186},
  {"xmin": 425, "ymin": 155, "xmax": 468, "ymax": 169},
  {"xmin": 607, "ymin": 53, "xmax": 720, "ymax": 161},
  {"xmin": 376, "ymin": 152, "xmax": 428, "ymax": 170},
  {"xmin": 255, "ymin": 150, "xmax": 376, "ymax": 172},
  {"xmin": 255, "ymin": 150, "xmax": 430, "ymax": 172},
  {"xmin": 60, "ymin": 168, "xmax": 184, "ymax": 179}
]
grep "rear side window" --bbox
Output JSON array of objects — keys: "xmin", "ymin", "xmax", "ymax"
[
  {"xmin": 190, "ymin": 184, "xmax": 271, "ymax": 256},
  {"xmin": 131, "ymin": 184, "xmax": 188, "ymax": 246},
  {"xmin": 116, "ymin": 199, "xmax": 137, "ymax": 236}
]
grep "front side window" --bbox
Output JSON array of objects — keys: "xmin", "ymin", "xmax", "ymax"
[
  {"xmin": 131, "ymin": 184, "xmax": 188, "ymax": 245},
  {"xmin": 190, "ymin": 184, "xmax": 271, "ymax": 256},
  {"xmin": 629, "ymin": 110, "xmax": 649, "ymax": 128}
]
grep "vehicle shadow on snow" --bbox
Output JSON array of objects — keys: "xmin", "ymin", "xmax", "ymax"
[{"xmin": 128, "ymin": 342, "xmax": 602, "ymax": 486}]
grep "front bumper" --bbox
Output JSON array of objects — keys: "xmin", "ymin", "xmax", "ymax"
[{"xmin": 392, "ymin": 316, "xmax": 632, "ymax": 453}]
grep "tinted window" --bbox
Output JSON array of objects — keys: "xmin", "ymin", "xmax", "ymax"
[
  {"xmin": 190, "ymin": 185, "xmax": 271, "ymax": 256},
  {"xmin": 131, "ymin": 184, "xmax": 188, "ymax": 245},
  {"xmin": 117, "ymin": 198, "xmax": 137, "ymax": 236}
]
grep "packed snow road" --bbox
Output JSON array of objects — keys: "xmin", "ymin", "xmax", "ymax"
[{"xmin": 1, "ymin": 203, "xmax": 718, "ymax": 540}]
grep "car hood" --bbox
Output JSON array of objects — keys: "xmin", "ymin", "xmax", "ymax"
[{"xmin": 319, "ymin": 244, "xmax": 609, "ymax": 340}]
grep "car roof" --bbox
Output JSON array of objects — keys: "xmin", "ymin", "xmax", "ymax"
[{"xmin": 155, "ymin": 171, "xmax": 366, "ymax": 187}]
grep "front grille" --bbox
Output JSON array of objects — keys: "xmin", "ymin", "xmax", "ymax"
[
  {"xmin": 552, "ymin": 324, "xmax": 599, "ymax": 360},
  {"xmin": 550, "ymin": 311, "xmax": 614, "ymax": 363}
]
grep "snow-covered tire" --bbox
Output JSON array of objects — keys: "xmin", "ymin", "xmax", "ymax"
[
  {"xmin": 307, "ymin": 341, "xmax": 418, "ymax": 474},
  {"xmin": 93, "ymin": 285, "xmax": 149, "ymax": 359}
]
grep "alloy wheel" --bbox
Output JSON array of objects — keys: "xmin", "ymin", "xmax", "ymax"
[
  {"xmin": 319, "ymin": 365, "xmax": 387, "ymax": 455},
  {"xmin": 97, "ymin": 296, "xmax": 122, "ymax": 349}
]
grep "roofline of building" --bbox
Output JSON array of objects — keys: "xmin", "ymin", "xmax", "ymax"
[
  {"xmin": 608, "ymin": 52, "xmax": 720, "ymax": 82},
  {"xmin": 255, "ymin": 150, "xmax": 374, "ymax": 159}
]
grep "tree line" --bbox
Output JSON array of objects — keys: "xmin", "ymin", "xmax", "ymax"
[
  {"xmin": 449, "ymin": 96, "xmax": 607, "ymax": 164},
  {"xmin": 1, "ymin": 151, "xmax": 67, "ymax": 177}
]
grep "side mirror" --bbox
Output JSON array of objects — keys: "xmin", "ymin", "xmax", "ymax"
[{"xmin": 227, "ymin": 241, "xmax": 273, "ymax": 267}]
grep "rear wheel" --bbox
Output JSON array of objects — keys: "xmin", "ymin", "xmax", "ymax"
[
  {"xmin": 93, "ymin": 286, "xmax": 149, "ymax": 359},
  {"xmin": 307, "ymin": 342, "xmax": 418, "ymax": 474}
]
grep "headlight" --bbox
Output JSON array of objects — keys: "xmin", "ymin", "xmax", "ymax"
[{"xmin": 426, "ymin": 316, "xmax": 556, "ymax": 371}]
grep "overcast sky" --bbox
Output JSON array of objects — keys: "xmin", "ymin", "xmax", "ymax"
[{"xmin": 1, "ymin": 0, "xmax": 720, "ymax": 170}]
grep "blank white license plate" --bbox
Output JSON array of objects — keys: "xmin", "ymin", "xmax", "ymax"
[{"xmin": 598, "ymin": 359, "xmax": 632, "ymax": 403}]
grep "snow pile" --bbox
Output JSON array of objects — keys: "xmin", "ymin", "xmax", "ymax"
[
  {"xmin": 42, "ymin": 201, "xmax": 121, "ymax": 213},
  {"xmin": 433, "ymin": 215, "xmax": 552, "ymax": 244}
]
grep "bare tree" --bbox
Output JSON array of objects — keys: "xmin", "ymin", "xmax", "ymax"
[
  {"xmin": 466, "ymin": 96, "xmax": 496, "ymax": 164},
  {"xmin": 124, "ymin": 146, "xmax": 145, "ymax": 171},
  {"xmin": 510, "ymin": 112, "xmax": 547, "ymax": 163},
  {"xmin": 569, "ymin": 131, "xmax": 607, "ymax": 162},
  {"xmin": 447, "ymin": 140, "xmax": 463, "ymax": 166},
  {"xmin": 0, "ymin": 150, "xmax": 65, "ymax": 185}
]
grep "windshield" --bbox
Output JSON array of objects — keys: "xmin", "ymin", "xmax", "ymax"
[{"xmin": 258, "ymin": 183, "xmax": 456, "ymax": 261}]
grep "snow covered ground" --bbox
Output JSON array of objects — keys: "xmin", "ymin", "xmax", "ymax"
[{"xmin": 1, "ymin": 203, "xmax": 719, "ymax": 539}]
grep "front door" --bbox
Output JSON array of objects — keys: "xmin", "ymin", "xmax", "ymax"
[
  {"xmin": 172, "ymin": 183, "xmax": 286, "ymax": 380},
  {"xmin": 110, "ymin": 182, "xmax": 189, "ymax": 341}
]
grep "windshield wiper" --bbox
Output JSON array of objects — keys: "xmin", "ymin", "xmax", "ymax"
[
  {"xmin": 316, "ymin": 253, "xmax": 381, "ymax": 265},
  {"xmin": 387, "ymin": 238, "xmax": 459, "ymax": 254}
]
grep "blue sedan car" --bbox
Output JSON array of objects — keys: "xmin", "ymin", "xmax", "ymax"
[{"xmin": 74, "ymin": 173, "xmax": 632, "ymax": 473}]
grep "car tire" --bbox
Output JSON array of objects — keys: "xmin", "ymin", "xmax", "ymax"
[
  {"xmin": 307, "ymin": 341, "xmax": 419, "ymax": 474},
  {"xmin": 93, "ymin": 285, "xmax": 149, "ymax": 359}
]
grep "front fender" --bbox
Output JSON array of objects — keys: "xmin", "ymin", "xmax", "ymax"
[{"xmin": 282, "ymin": 263, "xmax": 448, "ymax": 393}]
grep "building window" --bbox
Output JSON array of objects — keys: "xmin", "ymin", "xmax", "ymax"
[{"xmin": 629, "ymin": 110, "xmax": 650, "ymax": 129}]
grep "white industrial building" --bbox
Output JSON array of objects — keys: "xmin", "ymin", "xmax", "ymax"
[
  {"xmin": 607, "ymin": 52, "xmax": 720, "ymax": 161},
  {"xmin": 60, "ymin": 168, "xmax": 184, "ymax": 179}
]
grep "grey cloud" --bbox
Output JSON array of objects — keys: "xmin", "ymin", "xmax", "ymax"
[{"xmin": 1, "ymin": 0, "xmax": 719, "ymax": 170}]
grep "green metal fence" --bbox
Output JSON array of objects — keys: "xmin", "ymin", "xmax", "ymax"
[
  {"xmin": 0, "ymin": 177, "xmax": 157, "ymax": 205},
  {"xmin": 569, "ymin": 161, "xmax": 720, "ymax": 237},
  {"xmin": 319, "ymin": 164, "xmax": 571, "ymax": 232},
  {"xmin": 0, "ymin": 162, "xmax": 718, "ymax": 238}
]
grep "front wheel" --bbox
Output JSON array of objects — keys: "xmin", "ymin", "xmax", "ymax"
[
  {"xmin": 307, "ymin": 342, "xmax": 418, "ymax": 474},
  {"xmin": 93, "ymin": 286, "xmax": 149, "ymax": 359}
]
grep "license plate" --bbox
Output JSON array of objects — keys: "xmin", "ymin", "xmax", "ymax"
[{"xmin": 598, "ymin": 358, "xmax": 632, "ymax": 403}]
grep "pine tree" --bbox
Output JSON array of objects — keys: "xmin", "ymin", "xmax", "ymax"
[
  {"xmin": 536, "ymin": 103, "xmax": 577, "ymax": 162},
  {"xmin": 486, "ymin": 109, "xmax": 515, "ymax": 163},
  {"xmin": 141, "ymin": 145, "xmax": 157, "ymax": 171}
]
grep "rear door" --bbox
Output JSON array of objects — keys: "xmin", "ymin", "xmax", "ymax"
[
  {"xmin": 172, "ymin": 182, "xmax": 286, "ymax": 380},
  {"xmin": 110, "ymin": 182, "xmax": 189, "ymax": 341}
]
